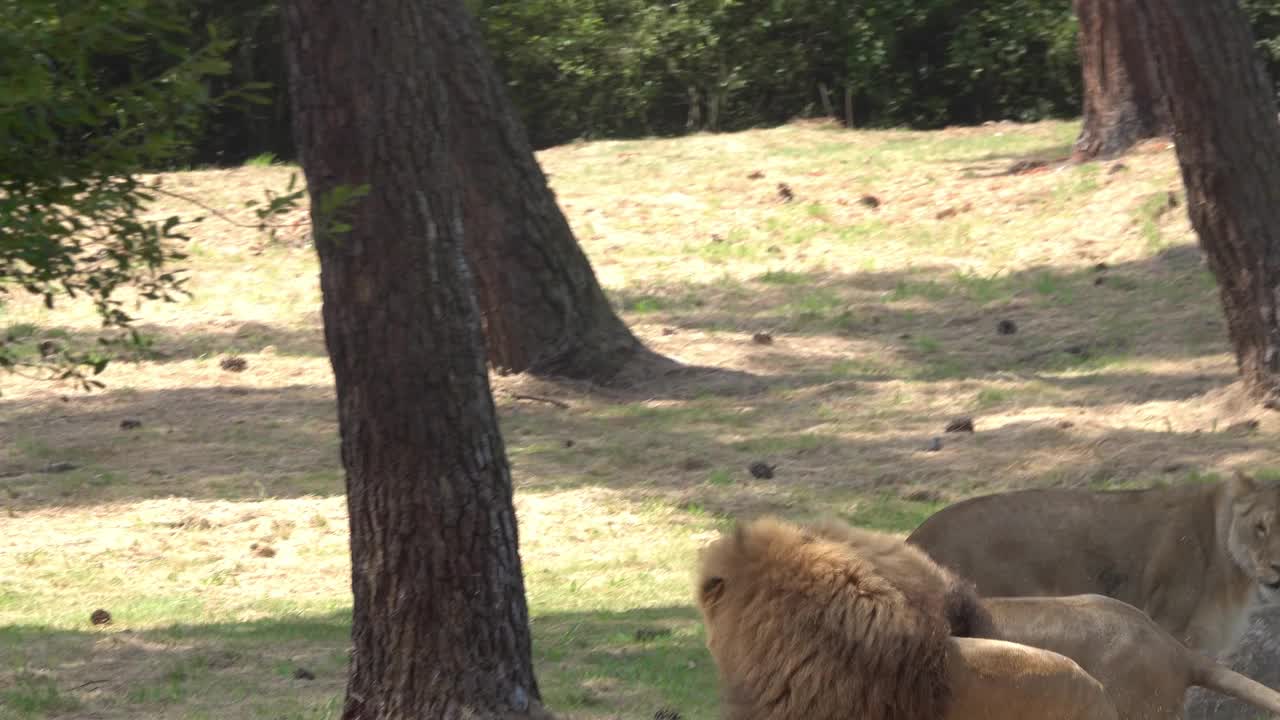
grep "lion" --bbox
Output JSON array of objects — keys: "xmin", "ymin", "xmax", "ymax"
[
  {"xmin": 907, "ymin": 471, "xmax": 1280, "ymax": 656},
  {"xmin": 973, "ymin": 594, "xmax": 1280, "ymax": 720},
  {"xmin": 694, "ymin": 516, "xmax": 1118, "ymax": 720}
]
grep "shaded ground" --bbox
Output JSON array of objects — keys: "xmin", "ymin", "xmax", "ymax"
[{"xmin": 3, "ymin": 120, "xmax": 1278, "ymax": 719}]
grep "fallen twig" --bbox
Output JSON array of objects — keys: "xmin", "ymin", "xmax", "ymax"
[
  {"xmin": 511, "ymin": 394, "xmax": 570, "ymax": 409},
  {"xmin": 66, "ymin": 679, "xmax": 111, "ymax": 692}
]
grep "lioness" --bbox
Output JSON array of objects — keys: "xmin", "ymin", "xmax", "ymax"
[
  {"xmin": 812, "ymin": 517, "xmax": 1280, "ymax": 719},
  {"xmin": 696, "ymin": 516, "xmax": 1119, "ymax": 720},
  {"xmin": 908, "ymin": 472, "xmax": 1280, "ymax": 655},
  {"xmin": 975, "ymin": 594, "xmax": 1280, "ymax": 720}
]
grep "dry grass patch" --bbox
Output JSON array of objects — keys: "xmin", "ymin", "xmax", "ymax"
[{"xmin": 3, "ymin": 119, "xmax": 1280, "ymax": 719}]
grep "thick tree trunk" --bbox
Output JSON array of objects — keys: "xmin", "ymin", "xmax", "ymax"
[
  {"xmin": 435, "ymin": 5, "xmax": 659, "ymax": 383},
  {"xmin": 1136, "ymin": 0, "xmax": 1280, "ymax": 403},
  {"xmin": 280, "ymin": 3, "xmax": 547, "ymax": 719},
  {"xmin": 1072, "ymin": 0, "xmax": 1171, "ymax": 161}
]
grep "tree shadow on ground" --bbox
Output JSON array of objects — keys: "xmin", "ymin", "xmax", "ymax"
[
  {"xmin": 940, "ymin": 141, "xmax": 1076, "ymax": 177},
  {"xmin": 1, "ymin": 384, "xmax": 341, "ymax": 507},
  {"xmin": 609, "ymin": 242, "xmax": 1219, "ymax": 382},
  {"xmin": 2, "ymin": 321, "xmax": 328, "ymax": 364},
  {"xmin": 503, "ymin": 407, "xmax": 1275, "ymax": 509},
  {"xmin": 2, "ymin": 371, "xmax": 1270, "ymax": 514},
  {"xmin": 2, "ymin": 240, "xmax": 1264, "ymax": 512},
  {"xmin": 0, "ymin": 605, "xmax": 715, "ymax": 720},
  {"xmin": 0, "ymin": 612, "xmax": 351, "ymax": 720}
]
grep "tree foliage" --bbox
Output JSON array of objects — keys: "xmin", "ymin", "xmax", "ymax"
[
  {"xmin": 23, "ymin": 1, "xmax": 1277, "ymax": 166},
  {"xmin": 0, "ymin": 0, "xmax": 231, "ymax": 386},
  {"xmin": 1242, "ymin": 0, "xmax": 1280, "ymax": 94},
  {"xmin": 476, "ymin": 0, "xmax": 1085, "ymax": 147}
]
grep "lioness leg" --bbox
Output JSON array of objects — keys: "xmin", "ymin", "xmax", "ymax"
[{"xmin": 947, "ymin": 637, "xmax": 1119, "ymax": 720}]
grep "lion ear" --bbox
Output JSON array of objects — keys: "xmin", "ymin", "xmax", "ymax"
[
  {"xmin": 701, "ymin": 577, "xmax": 726, "ymax": 607},
  {"xmin": 1230, "ymin": 470, "xmax": 1259, "ymax": 497}
]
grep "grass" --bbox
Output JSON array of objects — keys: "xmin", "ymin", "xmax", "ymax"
[
  {"xmin": 244, "ymin": 152, "xmax": 278, "ymax": 167},
  {"xmin": 2, "ymin": 673, "xmax": 80, "ymax": 717},
  {"xmin": 3, "ymin": 119, "xmax": 1279, "ymax": 719}
]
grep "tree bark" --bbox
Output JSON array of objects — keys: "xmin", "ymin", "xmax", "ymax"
[
  {"xmin": 437, "ymin": 5, "xmax": 660, "ymax": 383},
  {"xmin": 280, "ymin": 2, "xmax": 547, "ymax": 718},
  {"xmin": 1072, "ymin": 0, "xmax": 1171, "ymax": 161},
  {"xmin": 1135, "ymin": 0, "xmax": 1280, "ymax": 403}
]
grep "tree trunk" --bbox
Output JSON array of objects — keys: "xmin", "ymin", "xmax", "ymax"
[
  {"xmin": 817, "ymin": 81, "xmax": 835, "ymax": 120},
  {"xmin": 1072, "ymin": 0, "xmax": 1171, "ymax": 161},
  {"xmin": 1135, "ymin": 0, "xmax": 1280, "ymax": 403},
  {"xmin": 436, "ymin": 6, "xmax": 660, "ymax": 383},
  {"xmin": 280, "ymin": 2, "xmax": 547, "ymax": 718}
]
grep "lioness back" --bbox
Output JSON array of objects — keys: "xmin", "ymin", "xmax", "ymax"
[
  {"xmin": 906, "ymin": 474, "xmax": 1280, "ymax": 656},
  {"xmin": 908, "ymin": 487, "xmax": 1190, "ymax": 600}
]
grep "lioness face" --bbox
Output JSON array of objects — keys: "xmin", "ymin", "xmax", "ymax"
[{"xmin": 1227, "ymin": 476, "xmax": 1280, "ymax": 602}]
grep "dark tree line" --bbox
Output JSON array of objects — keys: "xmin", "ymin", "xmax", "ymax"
[{"xmin": 163, "ymin": 0, "xmax": 1280, "ymax": 164}]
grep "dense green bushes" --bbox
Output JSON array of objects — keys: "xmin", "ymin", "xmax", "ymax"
[
  {"xmin": 68, "ymin": 1, "xmax": 1280, "ymax": 162},
  {"xmin": 476, "ymin": 0, "xmax": 1085, "ymax": 147}
]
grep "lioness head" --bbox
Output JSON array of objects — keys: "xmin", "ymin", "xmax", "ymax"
[{"xmin": 1226, "ymin": 471, "xmax": 1280, "ymax": 602}]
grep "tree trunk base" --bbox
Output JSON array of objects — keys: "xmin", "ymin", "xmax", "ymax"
[
  {"xmin": 601, "ymin": 344, "xmax": 687, "ymax": 386},
  {"xmin": 523, "ymin": 334, "xmax": 679, "ymax": 386},
  {"xmin": 1071, "ymin": 0, "xmax": 1170, "ymax": 163}
]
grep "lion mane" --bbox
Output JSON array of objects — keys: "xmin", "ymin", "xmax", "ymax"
[{"xmin": 695, "ymin": 516, "xmax": 986, "ymax": 720}]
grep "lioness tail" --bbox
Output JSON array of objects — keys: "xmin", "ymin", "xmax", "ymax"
[{"xmin": 1192, "ymin": 655, "xmax": 1280, "ymax": 716}]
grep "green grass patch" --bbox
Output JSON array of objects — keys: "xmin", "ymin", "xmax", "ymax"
[
  {"xmin": 707, "ymin": 469, "xmax": 734, "ymax": 486},
  {"xmin": 1136, "ymin": 191, "xmax": 1179, "ymax": 250},
  {"xmin": 1, "ymin": 672, "xmax": 80, "ymax": 717},
  {"xmin": 786, "ymin": 288, "xmax": 842, "ymax": 316},
  {"xmin": 4, "ymin": 322, "xmax": 40, "ymax": 341},
  {"xmin": 952, "ymin": 271, "xmax": 1019, "ymax": 305},
  {"xmin": 805, "ymin": 202, "xmax": 832, "ymax": 221},
  {"xmin": 620, "ymin": 293, "xmax": 703, "ymax": 314},
  {"xmin": 729, "ymin": 433, "xmax": 826, "ymax": 455},
  {"xmin": 845, "ymin": 496, "xmax": 945, "ymax": 533},
  {"xmin": 755, "ymin": 269, "xmax": 810, "ymax": 286},
  {"xmin": 830, "ymin": 357, "xmax": 895, "ymax": 378},
  {"xmin": 887, "ymin": 278, "xmax": 949, "ymax": 302},
  {"xmin": 1031, "ymin": 270, "xmax": 1067, "ymax": 297},
  {"xmin": 973, "ymin": 387, "xmax": 1013, "ymax": 408},
  {"xmin": 911, "ymin": 335, "xmax": 941, "ymax": 355},
  {"xmin": 534, "ymin": 607, "xmax": 714, "ymax": 719},
  {"xmin": 245, "ymin": 152, "xmax": 278, "ymax": 167}
]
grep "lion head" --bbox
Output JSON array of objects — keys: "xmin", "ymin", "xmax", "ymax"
[
  {"xmin": 1225, "ymin": 472, "xmax": 1280, "ymax": 603},
  {"xmin": 695, "ymin": 516, "xmax": 953, "ymax": 720}
]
